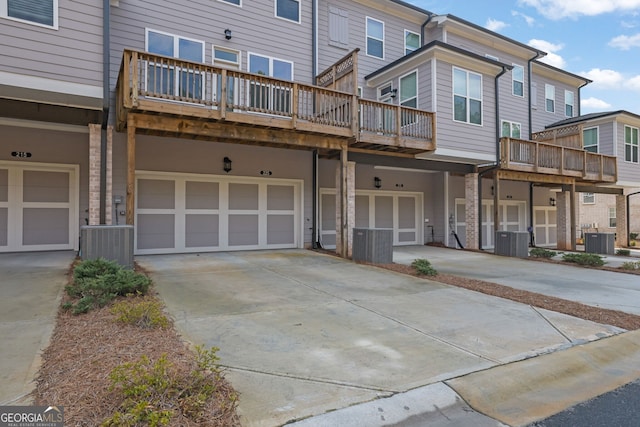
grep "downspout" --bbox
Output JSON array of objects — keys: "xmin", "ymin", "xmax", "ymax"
[
  {"xmin": 628, "ymin": 191, "xmax": 640, "ymax": 246},
  {"xmin": 479, "ymin": 65, "xmax": 509, "ymax": 250},
  {"xmin": 420, "ymin": 12, "xmax": 435, "ymax": 45},
  {"xmin": 100, "ymin": 0, "xmax": 110, "ymax": 224},
  {"xmin": 311, "ymin": 0, "xmax": 319, "ymax": 248},
  {"xmin": 577, "ymin": 80, "xmax": 589, "ymax": 117},
  {"xmin": 527, "ymin": 52, "xmax": 544, "ymax": 139}
]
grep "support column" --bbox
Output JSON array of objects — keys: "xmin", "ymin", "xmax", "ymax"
[
  {"xmin": 126, "ymin": 121, "xmax": 136, "ymax": 225},
  {"xmin": 569, "ymin": 182, "xmax": 576, "ymax": 251},
  {"xmin": 616, "ymin": 194, "xmax": 628, "ymax": 247},
  {"xmin": 88, "ymin": 124, "xmax": 101, "ymax": 226},
  {"xmin": 105, "ymin": 125, "xmax": 113, "ymax": 225},
  {"xmin": 465, "ymin": 172, "xmax": 479, "ymax": 250},
  {"xmin": 335, "ymin": 145, "xmax": 355, "ymax": 258},
  {"xmin": 556, "ymin": 190, "xmax": 571, "ymax": 250}
]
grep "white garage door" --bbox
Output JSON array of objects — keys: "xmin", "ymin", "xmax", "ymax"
[
  {"xmin": 319, "ymin": 189, "xmax": 422, "ymax": 249},
  {"xmin": 0, "ymin": 162, "xmax": 78, "ymax": 253},
  {"xmin": 534, "ymin": 207, "xmax": 557, "ymax": 247},
  {"xmin": 135, "ymin": 171, "xmax": 302, "ymax": 254}
]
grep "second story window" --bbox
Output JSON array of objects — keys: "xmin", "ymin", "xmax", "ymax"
[
  {"xmin": 366, "ymin": 17, "xmax": 384, "ymax": 59},
  {"xmin": 545, "ymin": 84, "xmax": 555, "ymax": 113},
  {"xmin": 583, "ymin": 193, "xmax": 595, "ymax": 204},
  {"xmin": 3, "ymin": 0, "xmax": 57, "ymax": 28},
  {"xmin": 583, "ymin": 127, "xmax": 598, "ymax": 153},
  {"xmin": 453, "ymin": 67, "xmax": 482, "ymax": 125},
  {"xmin": 219, "ymin": 0, "xmax": 241, "ymax": 5},
  {"xmin": 501, "ymin": 121, "xmax": 521, "ymax": 138},
  {"xmin": 625, "ymin": 125, "xmax": 639, "ymax": 163},
  {"xmin": 275, "ymin": 0, "xmax": 300, "ymax": 23},
  {"xmin": 248, "ymin": 53, "xmax": 293, "ymax": 113},
  {"xmin": 565, "ymin": 90, "xmax": 574, "ymax": 117},
  {"xmin": 512, "ymin": 65, "xmax": 524, "ymax": 97},
  {"xmin": 404, "ymin": 30, "xmax": 420, "ymax": 55}
]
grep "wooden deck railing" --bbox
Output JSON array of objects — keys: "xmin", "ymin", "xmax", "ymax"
[
  {"xmin": 116, "ymin": 49, "xmax": 435, "ymax": 151},
  {"xmin": 500, "ymin": 137, "xmax": 617, "ymax": 182},
  {"xmin": 531, "ymin": 124, "xmax": 583, "ymax": 149}
]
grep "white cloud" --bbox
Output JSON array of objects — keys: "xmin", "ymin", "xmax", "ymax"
[
  {"xmin": 581, "ymin": 97, "xmax": 612, "ymax": 110},
  {"xmin": 581, "ymin": 68, "xmax": 626, "ymax": 89},
  {"xmin": 609, "ymin": 33, "xmax": 640, "ymax": 49},
  {"xmin": 629, "ymin": 75, "xmax": 640, "ymax": 90},
  {"xmin": 518, "ymin": 0, "xmax": 640, "ymax": 19},
  {"xmin": 528, "ymin": 39, "xmax": 566, "ymax": 68},
  {"xmin": 511, "ymin": 10, "xmax": 536, "ymax": 26},
  {"xmin": 485, "ymin": 18, "xmax": 508, "ymax": 32}
]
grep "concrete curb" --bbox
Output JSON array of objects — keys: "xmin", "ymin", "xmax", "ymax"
[{"xmin": 446, "ymin": 329, "xmax": 640, "ymax": 427}]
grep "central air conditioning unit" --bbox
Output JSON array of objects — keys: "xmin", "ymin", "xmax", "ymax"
[
  {"xmin": 584, "ymin": 233, "xmax": 615, "ymax": 255},
  {"xmin": 494, "ymin": 231, "xmax": 529, "ymax": 258},
  {"xmin": 352, "ymin": 228, "xmax": 393, "ymax": 264},
  {"xmin": 81, "ymin": 225, "xmax": 135, "ymax": 269}
]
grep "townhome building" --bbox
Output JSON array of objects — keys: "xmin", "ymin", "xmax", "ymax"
[{"xmin": 1, "ymin": 0, "xmax": 636, "ymax": 257}]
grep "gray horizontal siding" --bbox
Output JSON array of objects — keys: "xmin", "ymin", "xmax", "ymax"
[
  {"xmin": 531, "ymin": 74, "xmax": 578, "ymax": 132},
  {"xmin": 435, "ymin": 59, "xmax": 496, "ymax": 158},
  {"xmin": 616, "ymin": 121, "xmax": 640, "ymax": 183},
  {"xmin": 0, "ymin": 0, "xmax": 103, "ymax": 86}
]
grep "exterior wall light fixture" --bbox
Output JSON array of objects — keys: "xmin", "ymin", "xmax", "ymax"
[
  {"xmin": 224, "ymin": 29, "xmax": 232, "ymax": 40},
  {"xmin": 550, "ymin": 197, "xmax": 556, "ymax": 206},
  {"xmin": 223, "ymin": 157, "xmax": 232, "ymax": 173},
  {"xmin": 374, "ymin": 176, "xmax": 382, "ymax": 188}
]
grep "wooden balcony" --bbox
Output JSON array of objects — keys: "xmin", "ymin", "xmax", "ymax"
[
  {"xmin": 500, "ymin": 137, "xmax": 617, "ymax": 183},
  {"xmin": 115, "ymin": 49, "xmax": 435, "ymax": 154}
]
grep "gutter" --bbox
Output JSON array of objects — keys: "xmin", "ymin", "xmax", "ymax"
[
  {"xmin": 527, "ymin": 52, "xmax": 545, "ymax": 139},
  {"xmin": 100, "ymin": 0, "xmax": 110, "ymax": 224},
  {"xmin": 577, "ymin": 80, "xmax": 590, "ymax": 116}
]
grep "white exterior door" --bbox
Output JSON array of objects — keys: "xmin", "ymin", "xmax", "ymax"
[
  {"xmin": 135, "ymin": 171, "xmax": 302, "ymax": 254},
  {"xmin": 0, "ymin": 162, "xmax": 79, "ymax": 253},
  {"xmin": 534, "ymin": 207, "xmax": 557, "ymax": 247},
  {"xmin": 320, "ymin": 189, "xmax": 422, "ymax": 249}
]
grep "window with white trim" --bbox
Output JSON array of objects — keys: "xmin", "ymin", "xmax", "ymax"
[
  {"xmin": 145, "ymin": 29, "xmax": 205, "ymax": 99},
  {"xmin": 219, "ymin": 0, "xmax": 240, "ymax": 5},
  {"xmin": 582, "ymin": 193, "xmax": 595, "ymax": 204},
  {"xmin": 400, "ymin": 70, "xmax": 418, "ymax": 126},
  {"xmin": 501, "ymin": 120, "xmax": 521, "ymax": 138},
  {"xmin": 248, "ymin": 52, "xmax": 293, "ymax": 113},
  {"xmin": 625, "ymin": 125, "xmax": 639, "ymax": 163},
  {"xmin": 565, "ymin": 90, "xmax": 574, "ymax": 117},
  {"xmin": 512, "ymin": 65, "xmax": 524, "ymax": 97},
  {"xmin": 366, "ymin": 17, "xmax": 384, "ymax": 59},
  {"xmin": 609, "ymin": 207, "xmax": 616, "ymax": 228},
  {"xmin": 2, "ymin": 0, "xmax": 57, "ymax": 28},
  {"xmin": 583, "ymin": 127, "xmax": 598, "ymax": 153},
  {"xmin": 453, "ymin": 67, "xmax": 482, "ymax": 125},
  {"xmin": 275, "ymin": 0, "xmax": 299, "ymax": 23},
  {"xmin": 404, "ymin": 30, "xmax": 420, "ymax": 55},
  {"xmin": 545, "ymin": 84, "xmax": 555, "ymax": 113},
  {"xmin": 328, "ymin": 5, "xmax": 348, "ymax": 48},
  {"xmin": 213, "ymin": 46, "xmax": 240, "ymax": 67},
  {"xmin": 213, "ymin": 46, "xmax": 240, "ymax": 105}
]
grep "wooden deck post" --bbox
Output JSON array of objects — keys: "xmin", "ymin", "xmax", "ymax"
[
  {"xmin": 569, "ymin": 181, "xmax": 576, "ymax": 251},
  {"xmin": 126, "ymin": 118, "xmax": 136, "ymax": 225},
  {"xmin": 493, "ymin": 172, "xmax": 500, "ymax": 238}
]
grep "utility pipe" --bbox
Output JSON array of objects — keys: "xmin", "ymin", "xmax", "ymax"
[{"xmin": 100, "ymin": 0, "xmax": 111, "ymax": 224}]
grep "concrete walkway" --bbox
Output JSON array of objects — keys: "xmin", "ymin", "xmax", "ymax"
[
  {"xmin": 0, "ymin": 251, "xmax": 74, "ymax": 405},
  {"xmin": 137, "ymin": 249, "xmax": 639, "ymax": 427},
  {"xmin": 393, "ymin": 246, "xmax": 640, "ymax": 315}
]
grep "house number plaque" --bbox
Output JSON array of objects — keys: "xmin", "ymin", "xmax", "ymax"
[{"xmin": 11, "ymin": 151, "xmax": 32, "ymax": 158}]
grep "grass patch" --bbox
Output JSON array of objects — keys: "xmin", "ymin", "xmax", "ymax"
[
  {"xmin": 411, "ymin": 258, "xmax": 438, "ymax": 276},
  {"xmin": 562, "ymin": 252, "xmax": 605, "ymax": 267},
  {"xmin": 616, "ymin": 249, "xmax": 631, "ymax": 256},
  {"xmin": 621, "ymin": 261, "xmax": 640, "ymax": 271}
]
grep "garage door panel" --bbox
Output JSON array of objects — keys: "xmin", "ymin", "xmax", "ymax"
[
  {"xmin": 23, "ymin": 171, "xmax": 69, "ymax": 203},
  {"xmin": 137, "ymin": 214, "xmax": 175, "ymax": 249},
  {"xmin": 186, "ymin": 181, "xmax": 219, "ymax": 210},
  {"xmin": 398, "ymin": 197, "xmax": 415, "ymax": 228},
  {"xmin": 229, "ymin": 215, "xmax": 259, "ymax": 246},
  {"xmin": 229, "ymin": 183, "xmax": 258, "ymax": 210},
  {"xmin": 267, "ymin": 215, "xmax": 294, "ymax": 244},
  {"xmin": 355, "ymin": 195, "xmax": 369, "ymax": 227},
  {"xmin": 23, "ymin": 208, "xmax": 69, "ymax": 245},
  {"xmin": 0, "ymin": 208, "xmax": 7, "ymax": 246},
  {"xmin": 185, "ymin": 214, "xmax": 219, "ymax": 248},
  {"xmin": 138, "ymin": 179, "xmax": 175, "ymax": 209},
  {"xmin": 375, "ymin": 196, "xmax": 393, "ymax": 229},
  {"xmin": 0, "ymin": 169, "xmax": 7, "ymax": 201},
  {"xmin": 267, "ymin": 185, "xmax": 294, "ymax": 210}
]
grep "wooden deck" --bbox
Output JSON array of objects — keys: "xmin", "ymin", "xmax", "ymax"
[
  {"xmin": 115, "ymin": 49, "xmax": 435, "ymax": 154},
  {"xmin": 500, "ymin": 137, "xmax": 617, "ymax": 183}
]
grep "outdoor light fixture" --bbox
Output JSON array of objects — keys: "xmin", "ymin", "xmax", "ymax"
[
  {"xmin": 223, "ymin": 157, "xmax": 232, "ymax": 173},
  {"xmin": 390, "ymin": 88, "xmax": 398, "ymax": 99},
  {"xmin": 374, "ymin": 176, "xmax": 382, "ymax": 188},
  {"xmin": 550, "ymin": 197, "xmax": 556, "ymax": 206},
  {"xmin": 224, "ymin": 29, "xmax": 232, "ymax": 40}
]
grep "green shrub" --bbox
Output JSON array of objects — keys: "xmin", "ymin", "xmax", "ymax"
[
  {"xmin": 411, "ymin": 258, "xmax": 438, "ymax": 276},
  {"xmin": 103, "ymin": 346, "xmax": 229, "ymax": 426},
  {"xmin": 621, "ymin": 261, "xmax": 640, "ymax": 271},
  {"xmin": 530, "ymin": 248, "xmax": 557, "ymax": 258},
  {"xmin": 616, "ymin": 249, "xmax": 631, "ymax": 256},
  {"xmin": 630, "ymin": 232, "xmax": 639, "ymax": 240},
  {"xmin": 64, "ymin": 259, "xmax": 152, "ymax": 314},
  {"xmin": 111, "ymin": 299, "xmax": 169, "ymax": 329},
  {"xmin": 561, "ymin": 253, "xmax": 605, "ymax": 267}
]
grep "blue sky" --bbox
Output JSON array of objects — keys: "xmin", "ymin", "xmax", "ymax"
[{"xmin": 407, "ymin": 0, "xmax": 640, "ymax": 115}]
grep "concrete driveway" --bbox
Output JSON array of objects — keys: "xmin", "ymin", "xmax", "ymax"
[
  {"xmin": 137, "ymin": 249, "xmax": 635, "ymax": 427},
  {"xmin": 0, "ymin": 251, "xmax": 73, "ymax": 405}
]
